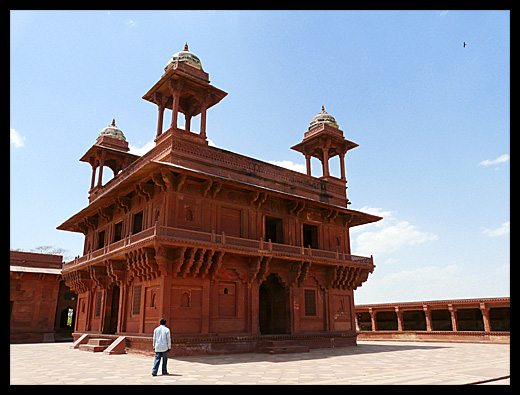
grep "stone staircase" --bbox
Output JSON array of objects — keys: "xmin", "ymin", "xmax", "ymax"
[
  {"xmin": 257, "ymin": 339, "xmax": 310, "ymax": 354},
  {"xmin": 79, "ymin": 338, "xmax": 113, "ymax": 352},
  {"xmin": 71, "ymin": 334, "xmax": 127, "ymax": 354}
]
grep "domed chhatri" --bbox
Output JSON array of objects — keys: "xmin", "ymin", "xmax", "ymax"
[
  {"xmin": 165, "ymin": 43, "xmax": 202, "ymax": 71},
  {"xmin": 292, "ymin": 106, "xmax": 358, "ymax": 181},
  {"xmin": 97, "ymin": 119, "xmax": 126, "ymax": 141},
  {"xmin": 308, "ymin": 106, "xmax": 339, "ymax": 130}
]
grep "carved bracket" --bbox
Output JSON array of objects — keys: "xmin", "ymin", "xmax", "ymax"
[
  {"xmin": 89, "ymin": 265, "xmax": 110, "ymax": 289},
  {"xmin": 105, "ymin": 259, "xmax": 127, "ymax": 286},
  {"xmin": 291, "ymin": 261, "xmax": 311, "ymax": 287},
  {"xmin": 208, "ymin": 251, "xmax": 225, "ymax": 281},
  {"xmin": 135, "ymin": 182, "xmax": 154, "ymax": 202},
  {"xmin": 160, "ymin": 170, "xmax": 186, "ymax": 192},
  {"xmin": 289, "ymin": 200, "xmax": 306, "ymax": 216},
  {"xmin": 116, "ymin": 196, "xmax": 131, "ymax": 213},
  {"xmin": 249, "ymin": 191, "xmax": 268, "ymax": 209},
  {"xmin": 323, "ymin": 208, "xmax": 338, "ymax": 223},
  {"xmin": 63, "ymin": 269, "xmax": 92, "ymax": 293},
  {"xmin": 331, "ymin": 265, "xmax": 363, "ymax": 290},
  {"xmin": 125, "ymin": 247, "xmax": 158, "ymax": 281},
  {"xmin": 248, "ymin": 255, "xmax": 271, "ymax": 283},
  {"xmin": 97, "ymin": 206, "xmax": 114, "ymax": 222},
  {"xmin": 152, "ymin": 172, "xmax": 167, "ymax": 192}
]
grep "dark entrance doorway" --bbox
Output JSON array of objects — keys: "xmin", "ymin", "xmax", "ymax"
[
  {"xmin": 59, "ymin": 307, "xmax": 76, "ymax": 329},
  {"xmin": 103, "ymin": 284, "xmax": 120, "ymax": 334},
  {"xmin": 259, "ymin": 274, "xmax": 289, "ymax": 334}
]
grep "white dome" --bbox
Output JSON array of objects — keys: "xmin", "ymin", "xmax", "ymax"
[
  {"xmin": 165, "ymin": 43, "xmax": 202, "ymax": 71},
  {"xmin": 308, "ymin": 106, "xmax": 339, "ymax": 130},
  {"xmin": 97, "ymin": 119, "xmax": 126, "ymax": 141}
]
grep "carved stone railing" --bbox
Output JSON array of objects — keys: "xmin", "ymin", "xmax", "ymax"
[{"xmin": 63, "ymin": 224, "xmax": 373, "ymax": 272}]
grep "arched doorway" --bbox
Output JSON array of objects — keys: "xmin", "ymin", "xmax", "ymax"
[
  {"xmin": 59, "ymin": 307, "xmax": 75, "ymax": 329},
  {"xmin": 259, "ymin": 274, "xmax": 289, "ymax": 334}
]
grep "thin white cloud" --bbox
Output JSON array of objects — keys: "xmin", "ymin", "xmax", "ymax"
[
  {"xmin": 482, "ymin": 221, "xmax": 510, "ymax": 237},
  {"xmin": 10, "ymin": 128, "xmax": 26, "ymax": 148},
  {"xmin": 356, "ymin": 264, "xmax": 465, "ymax": 303},
  {"xmin": 129, "ymin": 141, "xmax": 154, "ymax": 156},
  {"xmin": 124, "ymin": 19, "xmax": 138, "ymax": 28},
  {"xmin": 268, "ymin": 160, "xmax": 306, "ymax": 173},
  {"xmin": 478, "ymin": 153, "xmax": 509, "ymax": 167},
  {"xmin": 439, "ymin": 10, "xmax": 449, "ymax": 16},
  {"xmin": 351, "ymin": 206, "xmax": 438, "ymax": 258},
  {"xmin": 384, "ymin": 257, "xmax": 400, "ymax": 265}
]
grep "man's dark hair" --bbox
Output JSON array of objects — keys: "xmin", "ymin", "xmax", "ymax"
[{"xmin": 160, "ymin": 318, "xmax": 166, "ymax": 325}]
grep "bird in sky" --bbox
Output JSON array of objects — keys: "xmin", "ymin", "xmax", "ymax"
[{"xmin": 463, "ymin": 42, "xmax": 467, "ymax": 48}]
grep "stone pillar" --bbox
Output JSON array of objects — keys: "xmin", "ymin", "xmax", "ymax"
[
  {"xmin": 395, "ymin": 307, "xmax": 403, "ymax": 331},
  {"xmin": 97, "ymin": 152, "xmax": 106, "ymax": 188},
  {"xmin": 118, "ymin": 284, "xmax": 127, "ymax": 333},
  {"xmin": 170, "ymin": 92, "xmax": 180, "ymax": 129},
  {"xmin": 305, "ymin": 154, "xmax": 312, "ymax": 176},
  {"xmin": 200, "ymin": 94, "xmax": 209, "ymax": 139},
  {"xmin": 448, "ymin": 304, "xmax": 458, "ymax": 331},
  {"xmin": 322, "ymin": 147, "xmax": 330, "ymax": 177},
  {"xmin": 480, "ymin": 303, "xmax": 491, "ymax": 332},
  {"xmin": 90, "ymin": 163, "xmax": 97, "ymax": 190},
  {"xmin": 250, "ymin": 281, "xmax": 260, "ymax": 334},
  {"xmin": 423, "ymin": 305, "xmax": 433, "ymax": 331},
  {"xmin": 339, "ymin": 151, "xmax": 346, "ymax": 180},
  {"xmin": 291, "ymin": 287, "xmax": 301, "ymax": 333},
  {"xmin": 185, "ymin": 113, "xmax": 192, "ymax": 132},
  {"xmin": 85, "ymin": 289, "xmax": 93, "ymax": 331},
  {"xmin": 369, "ymin": 308, "xmax": 377, "ymax": 331},
  {"xmin": 168, "ymin": 79, "xmax": 184, "ymax": 130},
  {"xmin": 156, "ymin": 97, "xmax": 166, "ymax": 138}
]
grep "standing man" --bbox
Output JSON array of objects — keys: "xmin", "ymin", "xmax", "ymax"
[{"xmin": 152, "ymin": 318, "xmax": 171, "ymax": 376}]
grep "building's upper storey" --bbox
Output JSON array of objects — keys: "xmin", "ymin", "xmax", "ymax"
[{"xmin": 58, "ymin": 44, "xmax": 381, "ymax": 246}]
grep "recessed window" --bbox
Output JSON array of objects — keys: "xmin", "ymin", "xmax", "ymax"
[
  {"xmin": 113, "ymin": 221, "xmax": 123, "ymax": 242},
  {"xmin": 265, "ymin": 216, "xmax": 283, "ymax": 244},
  {"xmin": 303, "ymin": 224, "xmax": 319, "ymax": 249},
  {"xmin": 132, "ymin": 285, "xmax": 142, "ymax": 315},
  {"xmin": 97, "ymin": 230, "xmax": 105, "ymax": 250},
  {"xmin": 94, "ymin": 291, "xmax": 103, "ymax": 317},
  {"xmin": 132, "ymin": 211, "xmax": 143, "ymax": 235},
  {"xmin": 304, "ymin": 289, "xmax": 317, "ymax": 316}
]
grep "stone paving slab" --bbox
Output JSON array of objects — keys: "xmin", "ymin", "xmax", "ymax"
[{"xmin": 10, "ymin": 340, "xmax": 509, "ymax": 385}]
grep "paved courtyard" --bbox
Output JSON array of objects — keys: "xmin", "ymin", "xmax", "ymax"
[{"xmin": 10, "ymin": 340, "xmax": 509, "ymax": 385}]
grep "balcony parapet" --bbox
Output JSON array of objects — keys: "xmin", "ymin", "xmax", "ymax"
[{"xmin": 63, "ymin": 224, "xmax": 374, "ymax": 274}]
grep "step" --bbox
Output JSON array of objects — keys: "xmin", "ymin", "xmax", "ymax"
[
  {"xmin": 258, "ymin": 340, "xmax": 310, "ymax": 354},
  {"xmin": 258, "ymin": 344, "xmax": 310, "ymax": 354},
  {"xmin": 78, "ymin": 337, "xmax": 113, "ymax": 352},
  {"xmin": 88, "ymin": 338, "xmax": 113, "ymax": 346},
  {"xmin": 79, "ymin": 344, "xmax": 109, "ymax": 352}
]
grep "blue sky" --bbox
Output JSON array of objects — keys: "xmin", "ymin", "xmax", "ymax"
[{"xmin": 11, "ymin": 10, "xmax": 509, "ymax": 304}]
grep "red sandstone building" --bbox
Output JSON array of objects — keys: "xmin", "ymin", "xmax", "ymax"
[
  {"xmin": 355, "ymin": 297, "xmax": 510, "ymax": 343},
  {"xmin": 57, "ymin": 45, "xmax": 381, "ymax": 355},
  {"xmin": 10, "ymin": 251, "xmax": 77, "ymax": 343}
]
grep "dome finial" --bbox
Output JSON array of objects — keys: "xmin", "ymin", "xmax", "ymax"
[
  {"xmin": 308, "ymin": 106, "xmax": 339, "ymax": 130},
  {"xmin": 98, "ymin": 119, "xmax": 126, "ymax": 141},
  {"xmin": 165, "ymin": 43, "xmax": 202, "ymax": 71}
]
